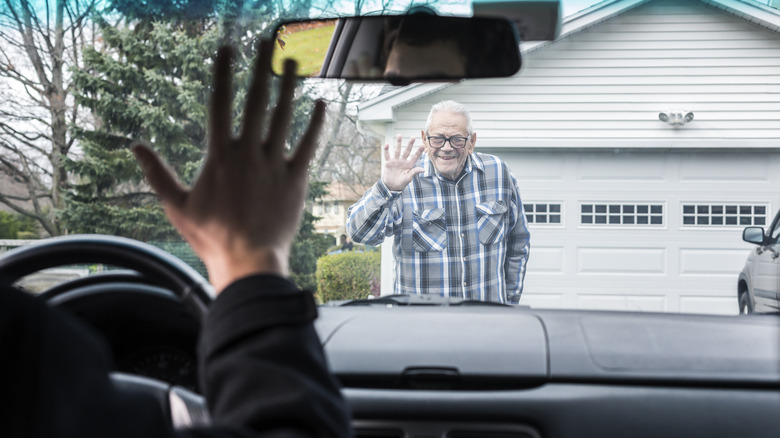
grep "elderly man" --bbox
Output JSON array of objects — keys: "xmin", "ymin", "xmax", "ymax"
[{"xmin": 347, "ymin": 100, "xmax": 530, "ymax": 304}]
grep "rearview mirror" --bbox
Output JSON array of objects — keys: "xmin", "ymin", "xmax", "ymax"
[{"xmin": 271, "ymin": 14, "xmax": 521, "ymax": 85}]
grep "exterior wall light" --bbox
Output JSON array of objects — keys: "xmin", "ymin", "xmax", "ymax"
[{"xmin": 659, "ymin": 110, "xmax": 694, "ymax": 126}]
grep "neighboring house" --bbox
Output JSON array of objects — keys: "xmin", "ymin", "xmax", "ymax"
[
  {"xmin": 0, "ymin": 168, "xmax": 36, "ymax": 215},
  {"xmin": 358, "ymin": 0, "xmax": 780, "ymax": 314},
  {"xmin": 314, "ymin": 181, "xmax": 369, "ymax": 235}
]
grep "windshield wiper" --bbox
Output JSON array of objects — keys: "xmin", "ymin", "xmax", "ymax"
[{"xmin": 333, "ymin": 294, "xmax": 518, "ymax": 307}]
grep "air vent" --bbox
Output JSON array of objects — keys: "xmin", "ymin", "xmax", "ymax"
[
  {"xmin": 449, "ymin": 431, "xmax": 535, "ymax": 438},
  {"xmin": 353, "ymin": 421, "xmax": 540, "ymax": 438},
  {"xmin": 353, "ymin": 428, "xmax": 404, "ymax": 438}
]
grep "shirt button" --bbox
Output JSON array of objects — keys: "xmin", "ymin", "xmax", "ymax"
[
  {"xmin": 461, "ymin": 233, "xmax": 465, "ymax": 237},
  {"xmin": 463, "ymin": 281, "xmax": 467, "ymax": 287},
  {"xmin": 462, "ymin": 257, "xmax": 466, "ymax": 262}
]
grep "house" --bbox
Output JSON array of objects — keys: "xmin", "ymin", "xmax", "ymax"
[
  {"xmin": 314, "ymin": 181, "xmax": 370, "ymax": 236},
  {"xmin": 357, "ymin": 0, "xmax": 780, "ymax": 314}
]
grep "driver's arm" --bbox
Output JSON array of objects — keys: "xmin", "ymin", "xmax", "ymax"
[
  {"xmin": 196, "ymin": 275, "xmax": 349, "ymax": 437},
  {"xmin": 1, "ymin": 277, "xmax": 350, "ymax": 438},
  {"xmin": 132, "ymin": 39, "xmax": 352, "ymax": 436}
]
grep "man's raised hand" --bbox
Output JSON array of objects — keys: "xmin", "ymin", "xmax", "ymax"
[{"xmin": 381, "ymin": 134, "xmax": 425, "ymax": 192}]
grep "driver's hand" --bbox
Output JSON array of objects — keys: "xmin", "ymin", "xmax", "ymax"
[
  {"xmin": 381, "ymin": 134, "xmax": 425, "ymax": 191},
  {"xmin": 133, "ymin": 40, "xmax": 326, "ymax": 294}
]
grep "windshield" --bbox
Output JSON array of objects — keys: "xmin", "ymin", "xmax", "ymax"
[{"xmin": 2, "ymin": 0, "xmax": 779, "ymax": 315}]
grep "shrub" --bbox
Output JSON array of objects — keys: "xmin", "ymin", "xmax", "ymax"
[
  {"xmin": 0, "ymin": 211, "xmax": 37, "ymax": 239},
  {"xmin": 316, "ymin": 250, "xmax": 380, "ymax": 303}
]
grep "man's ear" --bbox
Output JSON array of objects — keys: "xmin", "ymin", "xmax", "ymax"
[
  {"xmin": 421, "ymin": 130, "xmax": 429, "ymax": 151},
  {"xmin": 469, "ymin": 132, "xmax": 477, "ymax": 152}
]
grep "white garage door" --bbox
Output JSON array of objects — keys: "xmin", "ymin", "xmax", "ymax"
[{"xmin": 501, "ymin": 149, "xmax": 780, "ymax": 314}]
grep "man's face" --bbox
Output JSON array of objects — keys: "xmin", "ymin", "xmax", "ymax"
[
  {"xmin": 384, "ymin": 39, "xmax": 467, "ymax": 79},
  {"xmin": 421, "ymin": 111, "xmax": 476, "ymax": 181}
]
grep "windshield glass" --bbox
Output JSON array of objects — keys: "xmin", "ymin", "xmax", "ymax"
[{"xmin": 2, "ymin": 0, "xmax": 779, "ymax": 315}]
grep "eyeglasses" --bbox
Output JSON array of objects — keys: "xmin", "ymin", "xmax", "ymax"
[{"xmin": 426, "ymin": 135, "xmax": 469, "ymax": 149}]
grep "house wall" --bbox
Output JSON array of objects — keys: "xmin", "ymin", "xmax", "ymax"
[
  {"xmin": 390, "ymin": 0, "xmax": 780, "ymax": 149},
  {"xmin": 369, "ymin": 0, "xmax": 780, "ymax": 313}
]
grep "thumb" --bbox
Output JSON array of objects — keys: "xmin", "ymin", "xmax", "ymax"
[{"xmin": 132, "ymin": 144, "xmax": 188, "ymax": 210}]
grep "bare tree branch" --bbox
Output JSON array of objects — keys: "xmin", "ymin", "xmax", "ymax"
[{"xmin": 0, "ymin": 0, "xmax": 95, "ymax": 236}]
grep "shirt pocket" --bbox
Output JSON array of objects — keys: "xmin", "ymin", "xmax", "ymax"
[
  {"xmin": 476, "ymin": 201, "xmax": 509, "ymax": 246},
  {"xmin": 412, "ymin": 208, "xmax": 447, "ymax": 252}
]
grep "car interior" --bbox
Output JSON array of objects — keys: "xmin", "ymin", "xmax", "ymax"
[{"xmin": 2, "ymin": 0, "xmax": 779, "ymax": 437}]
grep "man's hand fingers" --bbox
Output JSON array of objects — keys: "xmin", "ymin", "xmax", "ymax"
[
  {"xmin": 209, "ymin": 46, "xmax": 235, "ymax": 160},
  {"xmin": 291, "ymin": 100, "xmax": 326, "ymax": 174},
  {"xmin": 266, "ymin": 58, "xmax": 298, "ymax": 156},
  {"xmin": 240, "ymin": 39, "xmax": 273, "ymax": 148},
  {"xmin": 411, "ymin": 144, "xmax": 425, "ymax": 162},
  {"xmin": 383, "ymin": 143, "xmax": 391, "ymax": 162},
  {"xmin": 393, "ymin": 134, "xmax": 402, "ymax": 159},
  {"xmin": 402, "ymin": 137, "xmax": 416, "ymax": 160},
  {"xmin": 133, "ymin": 144, "xmax": 188, "ymax": 210}
]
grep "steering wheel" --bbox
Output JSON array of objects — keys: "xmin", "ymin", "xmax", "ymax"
[
  {"xmin": 0, "ymin": 234, "xmax": 214, "ymax": 319},
  {"xmin": 0, "ymin": 234, "xmax": 215, "ymax": 428}
]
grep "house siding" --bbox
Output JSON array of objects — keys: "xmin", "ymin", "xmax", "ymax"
[
  {"xmin": 388, "ymin": 0, "xmax": 780, "ymax": 149},
  {"xmin": 361, "ymin": 0, "xmax": 780, "ymax": 313}
]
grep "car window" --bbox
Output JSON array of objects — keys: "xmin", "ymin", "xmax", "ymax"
[
  {"xmin": 770, "ymin": 214, "xmax": 780, "ymax": 243},
  {"xmin": 1, "ymin": 0, "xmax": 779, "ymax": 316}
]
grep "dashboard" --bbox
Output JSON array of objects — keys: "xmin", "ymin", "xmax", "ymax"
[{"xmin": 48, "ymin": 286, "xmax": 780, "ymax": 437}]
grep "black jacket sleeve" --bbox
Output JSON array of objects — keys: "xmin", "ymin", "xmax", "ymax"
[
  {"xmin": 194, "ymin": 275, "xmax": 352, "ymax": 437},
  {"xmin": 0, "ymin": 275, "xmax": 351, "ymax": 438}
]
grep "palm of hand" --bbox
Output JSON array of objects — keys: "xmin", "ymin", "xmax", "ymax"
[{"xmin": 382, "ymin": 135, "xmax": 425, "ymax": 191}]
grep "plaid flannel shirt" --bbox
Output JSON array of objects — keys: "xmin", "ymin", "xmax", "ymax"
[{"xmin": 347, "ymin": 152, "xmax": 530, "ymax": 304}]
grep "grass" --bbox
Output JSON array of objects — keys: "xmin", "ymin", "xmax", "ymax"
[{"xmin": 272, "ymin": 22, "xmax": 337, "ymax": 77}]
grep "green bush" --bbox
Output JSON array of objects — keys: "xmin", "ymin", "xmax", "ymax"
[
  {"xmin": 0, "ymin": 211, "xmax": 37, "ymax": 239},
  {"xmin": 316, "ymin": 250, "xmax": 380, "ymax": 303}
]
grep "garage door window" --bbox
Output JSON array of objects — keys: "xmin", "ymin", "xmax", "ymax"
[
  {"xmin": 581, "ymin": 203, "xmax": 663, "ymax": 227},
  {"xmin": 681, "ymin": 204, "xmax": 767, "ymax": 227},
  {"xmin": 525, "ymin": 203, "xmax": 562, "ymax": 225}
]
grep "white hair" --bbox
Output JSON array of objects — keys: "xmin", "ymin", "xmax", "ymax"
[{"xmin": 424, "ymin": 100, "xmax": 473, "ymax": 134}]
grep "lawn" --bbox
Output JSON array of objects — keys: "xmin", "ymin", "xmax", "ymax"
[{"xmin": 272, "ymin": 20, "xmax": 337, "ymax": 77}]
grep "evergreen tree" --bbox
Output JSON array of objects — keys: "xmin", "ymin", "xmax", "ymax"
[
  {"xmin": 290, "ymin": 181, "xmax": 335, "ymax": 291},
  {"xmin": 66, "ymin": 2, "xmax": 221, "ymax": 240},
  {"xmin": 67, "ymin": 0, "xmax": 333, "ymax": 285}
]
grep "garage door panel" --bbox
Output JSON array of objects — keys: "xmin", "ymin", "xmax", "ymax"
[
  {"xmin": 679, "ymin": 248, "xmax": 750, "ymax": 277},
  {"xmin": 577, "ymin": 154, "xmax": 667, "ymax": 181},
  {"xmin": 528, "ymin": 246, "xmax": 565, "ymax": 273},
  {"xmin": 522, "ymin": 294, "xmax": 565, "ymax": 309},
  {"xmin": 679, "ymin": 155, "xmax": 770, "ymax": 182},
  {"xmin": 578, "ymin": 248, "xmax": 666, "ymax": 274},
  {"xmin": 511, "ymin": 154, "xmax": 565, "ymax": 181},
  {"xmin": 679, "ymin": 296, "xmax": 738, "ymax": 314},
  {"xmin": 577, "ymin": 295, "xmax": 667, "ymax": 312}
]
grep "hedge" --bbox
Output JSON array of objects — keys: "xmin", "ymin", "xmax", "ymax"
[{"xmin": 316, "ymin": 250, "xmax": 380, "ymax": 303}]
